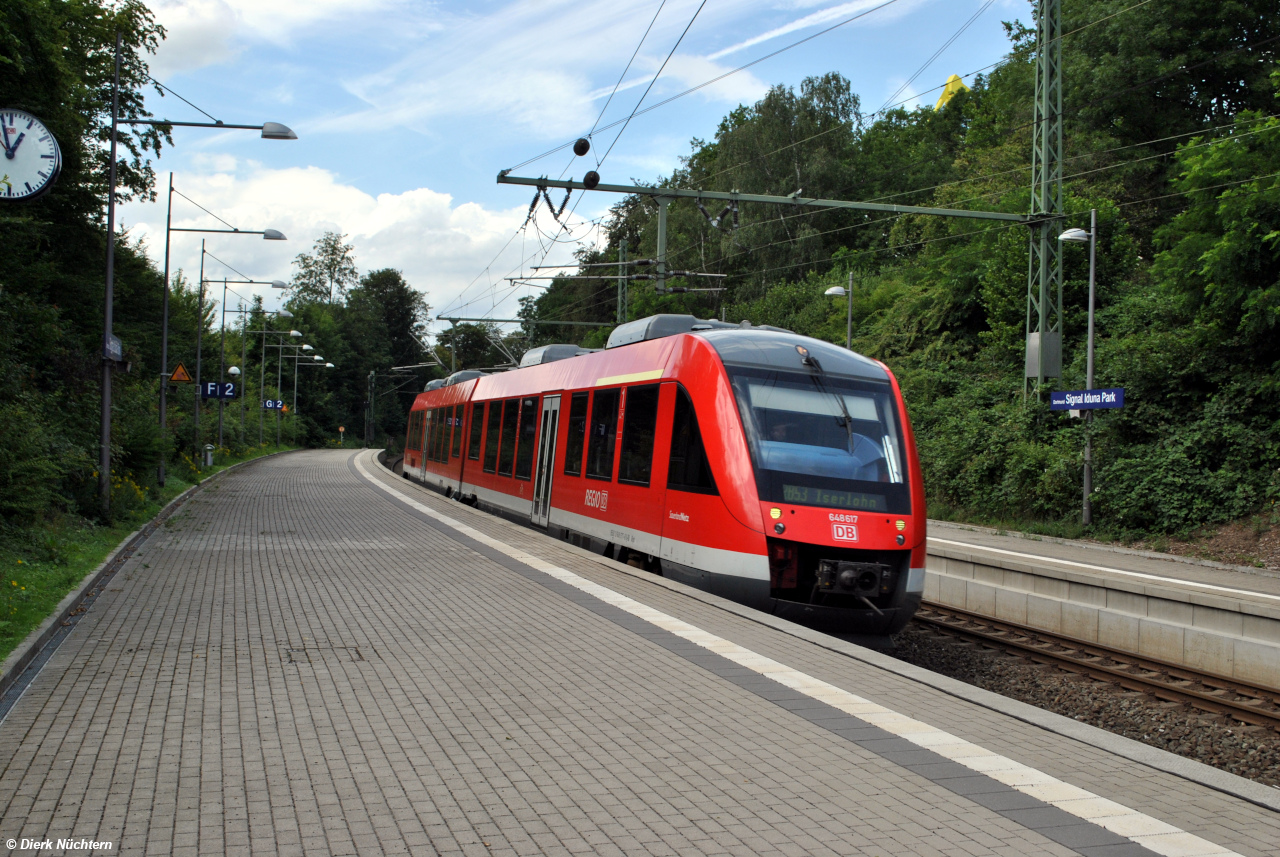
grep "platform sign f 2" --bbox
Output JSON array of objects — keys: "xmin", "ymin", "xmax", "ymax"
[{"xmin": 201, "ymin": 382, "xmax": 235, "ymax": 399}]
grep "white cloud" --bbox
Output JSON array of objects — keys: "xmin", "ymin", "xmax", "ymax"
[
  {"xmin": 120, "ymin": 162, "xmax": 593, "ymax": 333},
  {"xmin": 146, "ymin": 0, "xmax": 404, "ymax": 78},
  {"xmin": 708, "ymin": 0, "xmax": 926, "ymax": 61}
]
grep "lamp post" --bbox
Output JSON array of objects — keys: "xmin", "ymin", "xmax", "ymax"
[
  {"xmin": 1059, "ymin": 208, "xmax": 1098, "ymax": 525},
  {"xmin": 159, "ymin": 178, "xmax": 285, "ymax": 480},
  {"xmin": 824, "ymin": 270, "xmax": 855, "ymax": 350},
  {"xmin": 216, "ymin": 277, "xmax": 286, "ymax": 447},
  {"xmin": 99, "ymin": 32, "xmax": 295, "ymax": 512},
  {"xmin": 248, "ymin": 319, "xmax": 297, "ymax": 447}
]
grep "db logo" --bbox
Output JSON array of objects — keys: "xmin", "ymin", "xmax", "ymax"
[
  {"xmin": 832, "ymin": 523, "xmax": 858, "ymax": 542},
  {"xmin": 584, "ymin": 489, "xmax": 609, "ymax": 511}
]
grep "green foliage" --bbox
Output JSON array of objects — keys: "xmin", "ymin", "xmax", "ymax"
[{"xmin": 518, "ymin": 1, "xmax": 1280, "ymax": 536}]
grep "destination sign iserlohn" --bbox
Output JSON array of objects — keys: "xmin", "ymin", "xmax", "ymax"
[{"xmin": 1050, "ymin": 388, "xmax": 1124, "ymax": 411}]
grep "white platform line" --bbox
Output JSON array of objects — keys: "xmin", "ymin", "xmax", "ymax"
[
  {"xmin": 356, "ymin": 454, "xmax": 1239, "ymax": 857},
  {"xmin": 929, "ymin": 537, "xmax": 1280, "ymax": 603}
]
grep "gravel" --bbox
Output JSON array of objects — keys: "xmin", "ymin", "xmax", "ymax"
[{"xmin": 888, "ymin": 622, "xmax": 1280, "ymax": 788}]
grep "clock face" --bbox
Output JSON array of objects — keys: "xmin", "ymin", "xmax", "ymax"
[{"xmin": 1, "ymin": 109, "xmax": 62, "ymax": 201}]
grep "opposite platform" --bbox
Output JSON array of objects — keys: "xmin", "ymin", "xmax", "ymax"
[{"xmin": 0, "ymin": 449, "xmax": 1276, "ymax": 857}]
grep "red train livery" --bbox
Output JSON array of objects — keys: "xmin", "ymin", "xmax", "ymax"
[{"xmin": 402, "ymin": 314, "xmax": 927, "ymax": 635}]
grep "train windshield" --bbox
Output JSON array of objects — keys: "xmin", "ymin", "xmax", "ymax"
[{"xmin": 727, "ymin": 366, "xmax": 910, "ymax": 514}]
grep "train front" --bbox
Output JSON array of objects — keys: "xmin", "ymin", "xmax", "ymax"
[{"xmin": 706, "ymin": 330, "xmax": 927, "ymax": 635}]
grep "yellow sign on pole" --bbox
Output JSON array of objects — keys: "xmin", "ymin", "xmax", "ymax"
[{"xmin": 170, "ymin": 363, "xmax": 193, "ymax": 383}]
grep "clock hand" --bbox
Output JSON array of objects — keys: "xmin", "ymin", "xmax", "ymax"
[
  {"xmin": 0, "ymin": 124, "xmax": 12, "ymax": 159},
  {"xmin": 8, "ymin": 132, "xmax": 25, "ymax": 156}
]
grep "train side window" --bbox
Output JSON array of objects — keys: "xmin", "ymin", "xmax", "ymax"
[
  {"xmin": 483, "ymin": 401, "xmax": 502, "ymax": 473},
  {"xmin": 585, "ymin": 387, "xmax": 620, "ymax": 481},
  {"xmin": 618, "ymin": 384, "xmax": 660, "ymax": 487},
  {"xmin": 668, "ymin": 385, "xmax": 718, "ymax": 495},
  {"xmin": 514, "ymin": 397, "xmax": 539, "ymax": 480},
  {"xmin": 563, "ymin": 392, "xmax": 589, "ymax": 476},
  {"xmin": 406, "ymin": 413, "xmax": 417, "ymax": 451},
  {"xmin": 425, "ymin": 409, "xmax": 435, "ymax": 460},
  {"xmin": 431, "ymin": 407, "xmax": 442, "ymax": 461},
  {"xmin": 437, "ymin": 407, "xmax": 451, "ymax": 462},
  {"xmin": 468, "ymin": 403, "xmax": 485, "ymax": 460},
  {"xmin": 451, "ymin": 405, "xmax": 463, "ymax": 458},
  {"xmin": 497, "ymin": 398, "xmax": 519, "ymax": 476}
]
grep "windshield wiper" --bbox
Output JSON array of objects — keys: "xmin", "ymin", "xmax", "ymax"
[{"xmin": 804, "ymin": 358, "xmax": 856, "ymax": 456}]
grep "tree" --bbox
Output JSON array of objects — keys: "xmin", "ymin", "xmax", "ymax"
[{"xmin": 290, "ymin": 232, "xmax": 358, "ymax": 305}]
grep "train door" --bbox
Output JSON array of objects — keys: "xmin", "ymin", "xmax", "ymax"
[{"xmin": 531, "ymin": 394, "xmax": 561, "ymax": 527}]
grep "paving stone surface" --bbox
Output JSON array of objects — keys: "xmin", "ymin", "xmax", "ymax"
[{"xmin": 0, "ymin": 450, "xmax": 1276, "ymax": 857}]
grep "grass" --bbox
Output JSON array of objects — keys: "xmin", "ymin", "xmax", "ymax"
[{"xmin": 0, "ymin": 444, "xmax": 295, "ymax": 665}]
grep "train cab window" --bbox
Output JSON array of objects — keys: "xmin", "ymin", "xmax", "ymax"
[
  {"xmin": 514, "ymin": 397, "xmax": 539, "ymax": 480},
  {"xmin": 483, "ymin": 401, "xmax": 502, "ymax": 473},
  {"xmin": 618, "ymin": 385, "xmax": 660, "ymax": 487},
  {"xmin": 498, "ymin": 398, "xmax": 520, "ymax": 476},
  {"xmin": 585, "ymin": 387, "xmax": 620, "ymax": 481},
  {"xmin": 668, "ymin": 386, "xmax": 718, "ymax": 494},
  {"xmin": 451, "ymin": 405, "xmax": 464, "ymax": 458},
  {"xmin": 563, "ymin": 392, "xmax": 589, "ymax": 476},
  {"xmin": 468, "ymin": 403, "xmax": 485, "ymax": 460}
]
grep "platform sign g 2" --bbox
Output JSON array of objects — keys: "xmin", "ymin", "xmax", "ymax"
[
  {"xmin": 262, "ymin": 399, "xmax": 285, "ymax": 410},
  {"xmin": 1050, "ymin": 388, "xmax": 1124, "ymax": 411},
  {"xmin": 201, "ymin": 381, "xmax": 235, "ymax": 399}
]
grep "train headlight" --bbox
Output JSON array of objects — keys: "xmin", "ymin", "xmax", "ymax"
[{"xmin": 774, "ymin": 522, "xmax": 786, "ymax": 534}]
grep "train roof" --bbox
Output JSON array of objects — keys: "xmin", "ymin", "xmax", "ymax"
[{"xmin": 698, "ymin": 328, "xmax": 888, "ymax": 382}]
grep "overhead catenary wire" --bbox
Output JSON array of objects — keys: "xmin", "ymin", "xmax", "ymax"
[
  {"xmin": 879, "ymin": 0, "xmax": 996, "ymax": 113},
  {"xmin": 505, "ymin": 0, "xmax": 905, "ymax": 172}
]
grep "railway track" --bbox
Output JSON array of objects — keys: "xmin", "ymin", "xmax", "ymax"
[{"xmin": 913, "ymin": 603, "xmax": 1280, "ymax": 732}]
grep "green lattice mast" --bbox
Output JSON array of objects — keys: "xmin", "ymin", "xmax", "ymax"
[{"xmin": 1026, "ymin": 0, "xmax": 1064, "ymax": 397}]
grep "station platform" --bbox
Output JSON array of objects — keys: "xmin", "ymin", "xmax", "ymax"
[
  {"xmin": 0, "ymin": 449, "xmax": 1277, "ymax": 856},
  {"xmin": 925, "ymin": 522, "xmax": 1280, "ymax": 690}
]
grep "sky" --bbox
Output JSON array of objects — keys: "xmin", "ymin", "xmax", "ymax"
[{"xmin": 120, "ymin": 0, "xmax": 1031, "ymax": 345}]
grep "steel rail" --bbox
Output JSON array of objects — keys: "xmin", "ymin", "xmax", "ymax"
[{"xmin": 914, "ymin": 603, "xmax": 1280, "ymax": 731}]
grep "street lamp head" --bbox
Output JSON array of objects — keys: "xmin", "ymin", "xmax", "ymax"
[
  {"xmin": 270, "ymin": 280, "xmax": 288, "ymax": 289},
  {"xmin": 228, "ymin": 366, "xmax": 241, "ymax": 377},
  {"xmin": 302, "ymin": 344, "xmax": 314, "ymax": 351},
  {"xmin": 289, "ymin": 329, "xmax": 302, "ymax": 337},
  {"xmin": 324, "ymin": 363, "xmax": 334, "ymax": 368},
  {"xmin": 263, "ymin": 229, "xmax": 287, "ymax": 241},
  {"xmin": 1058, "ymin": 227, "xmax": 1090, "ymax": 243},
  {"xmin": 824, "ymin": 286, "xmax": 848, "ymax": 297},
  {"xmin": 314, "ymin": 355, "xmax": 324, "ymax": 361},
  {"xmin": 261, "ymin": 122, "xmax": 298, "ymax": 140},
  {"xmin": 276, "ymin": 309, "xmax": 293, "ymax": 319}
]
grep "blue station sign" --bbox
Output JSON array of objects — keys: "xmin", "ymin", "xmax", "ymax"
[
  {"xmin": 262, "ymin": 399, "xmax": 285, "ymax": 410},
  {"xmin": 201, "ymin": 381, "xmax": 236, "ymax": 400},
  {"xmin": 1050, "ymin": 388, "xmax": 1124, "ymax": 411}
]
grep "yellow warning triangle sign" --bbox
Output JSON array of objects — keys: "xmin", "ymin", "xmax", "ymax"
[{"xmin": 170, "ymin": 363, "xmax": 193, "ymax": 383}]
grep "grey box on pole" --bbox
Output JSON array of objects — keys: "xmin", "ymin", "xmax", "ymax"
[{"xmin": 1024, "ymin": 331, "xmax": 1061, "ymax": 379}]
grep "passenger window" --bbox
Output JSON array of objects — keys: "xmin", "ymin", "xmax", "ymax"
[
  {"xmin": 483, "ymin": 401, "xmax": 502, "ymax": 473},
  {"xmin": 498, "ymin": 398, "xmax": 519, "ymax": 476},
  {"xmin": 451, "ymin": 405, "xmax": 463, "ymax": 458},
  {"xmin": 437, "ymin": 407, "xmax": 451, "ymax": 462},
  {"xmin": 563, "ymin": 392, "xmax": 589, "ymax": 476},
  {"xmin": 668, "ymin": 385, "xmax": 717, "ymax": 494},
  {"xmin": 468, "ymin": 403, "xmax": 485, "ymax": 460},
  {"xmin": 618, "ymin": 385, "xmax": 660, "ymax": 487},
  {"xmin": 425, "ymin": 410, "xmax": 435, "ymax": 460},
  {"xmin": 514, "ymin": 397, "xmax": 539, "ymax": 480},
  {"xmin": 585, "ymin": 388, "xmax": 620, "ymax": 481}
]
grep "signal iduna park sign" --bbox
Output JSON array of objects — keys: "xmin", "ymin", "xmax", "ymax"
[{"xmin": 1050, "ymin": 388, "xmax": 1124, "ymax": 411}]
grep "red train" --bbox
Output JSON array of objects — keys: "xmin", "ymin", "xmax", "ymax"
[{"xmin": 401, "ymin": 314, "xmax": 926, "ymax": 635}]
